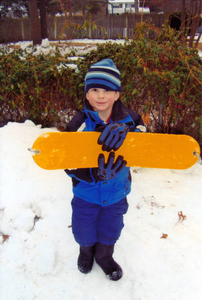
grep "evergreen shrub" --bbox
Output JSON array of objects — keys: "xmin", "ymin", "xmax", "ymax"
[{"xmin": 0, "ymin": 47, "xmax": 78, "ymax": 128}]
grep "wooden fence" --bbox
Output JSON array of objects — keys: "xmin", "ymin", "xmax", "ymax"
[{"xmin": 0, "ymin": 13, "xmax": 165, "ymax": 43}]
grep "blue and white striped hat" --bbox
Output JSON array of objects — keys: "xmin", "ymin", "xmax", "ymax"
[{"xmin": 84, "ymin": 59, "xmax": 121, "ymax": 93}]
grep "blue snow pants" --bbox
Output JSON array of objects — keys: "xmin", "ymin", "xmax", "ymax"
[{"xmin": 71, "ymin": 196, "xmax": 129, "ymax": 246}]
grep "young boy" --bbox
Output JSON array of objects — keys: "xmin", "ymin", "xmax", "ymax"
[{"xmin": 65, "ymin": 59, "xmax": 146, "ymax": 281}]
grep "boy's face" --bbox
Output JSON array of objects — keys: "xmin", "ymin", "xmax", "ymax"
[{"xmin": 86, "ymin": 88, "xmax": 120, "ymax": 115}]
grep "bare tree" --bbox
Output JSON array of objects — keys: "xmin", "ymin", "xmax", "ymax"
[
  {"xmin": 28, "ymin": 0, "xmax": 41, "ymax": 44},
  {"xmin": 186, "ymin": 0, "xmax": 202, "ymax": 47},
  {"xmin": 134, "ymin": 0, "xmax": 139, "ymax": 12},
  {"xmin": 39, "ymin": 0, "xmax": 48, "ymax": 39},
  {"xmin": 143, "ymin": 0, "xmax": 202, "ymax": 47}
]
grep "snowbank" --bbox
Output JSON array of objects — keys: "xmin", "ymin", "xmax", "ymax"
[{"xmin": 0, "ymin": 120, "xmax": 202, "ymax": 299}]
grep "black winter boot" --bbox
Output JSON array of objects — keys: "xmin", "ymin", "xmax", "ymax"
[
  {"xmin": 77, "ymin": 245, "xmax": 95, "ymax": 274},
  {"xmin": 95, "ymin": 243, "xmax": 123, "ymax": 281}
]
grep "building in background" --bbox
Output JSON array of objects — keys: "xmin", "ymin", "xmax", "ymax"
[{"xmin": 108, "ymin": 0, "xmax": 150, "ymax": 15}]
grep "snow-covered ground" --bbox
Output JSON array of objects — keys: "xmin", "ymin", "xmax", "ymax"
[
  {"xmin": 3, "ymin": 36, "xmax": 202, "ymax": 59},
  {"xmin": 0, "ymin": 120, "xmax": 202, "ymax": 300}
]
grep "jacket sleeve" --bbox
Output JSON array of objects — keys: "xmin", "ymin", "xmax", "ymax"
[
  {"xmin": 127, "ymin": 110, "xmax": 146, "ymax": 133},
  {"xmin": 66, "ymin": 111, "xmax": 86, "ymax": 132},
  {"xmin": 65, "ymin": 168, "xmax": 96, "ymax": 184},
  {"xmin": 65, "ymin": 111, "xmax": 95, "ymax": 183}
]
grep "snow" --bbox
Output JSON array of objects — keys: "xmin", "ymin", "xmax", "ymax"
[
  {"xmin": 0, "ymin": 120, "xmax": 202, "ymax": 300},
  {"xmin": 3, "ymin": 36, "xmax": 202, "ymax": 59}
]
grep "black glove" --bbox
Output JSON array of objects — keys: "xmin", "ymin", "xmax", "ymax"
[
  {"xmin": 98, "ymin": 123, "xmax": 129, "ymax": 152},
  {"xmin": 92, "ymin": 152, "xmax": 127, "ymax": 181}
]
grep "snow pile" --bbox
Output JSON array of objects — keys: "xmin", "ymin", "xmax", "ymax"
[
  {"xmin": 4, "ymin": 36, "xmax": 202, "ymax": 58},
  {"xmin": 0, "ymin": 120, "xmax": 202, "ymax": 299}
]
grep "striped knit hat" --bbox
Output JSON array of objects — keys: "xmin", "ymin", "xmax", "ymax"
[{"xmin": 84, "ymin": 59, "xmax": 121, "ymax": 93}]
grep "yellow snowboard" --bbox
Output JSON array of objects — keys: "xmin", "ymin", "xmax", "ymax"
[{"xmin": 29, "ymin": 132, "xmax": 200, "ymax": 170}]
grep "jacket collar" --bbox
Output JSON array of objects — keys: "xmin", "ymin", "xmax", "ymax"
[{"xmin": 84, "ymin": 98, "xmax": 129, "ymax": 124}]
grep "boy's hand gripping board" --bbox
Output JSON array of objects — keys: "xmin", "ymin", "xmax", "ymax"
[{"xmin": 30, "ymin": 132, "xmax": 200, "ymax": 170}]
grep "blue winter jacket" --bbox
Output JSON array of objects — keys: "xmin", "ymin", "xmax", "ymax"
[{"xmin": 65, "ymin": 99, "xmax": 146, "ymax": 206}]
